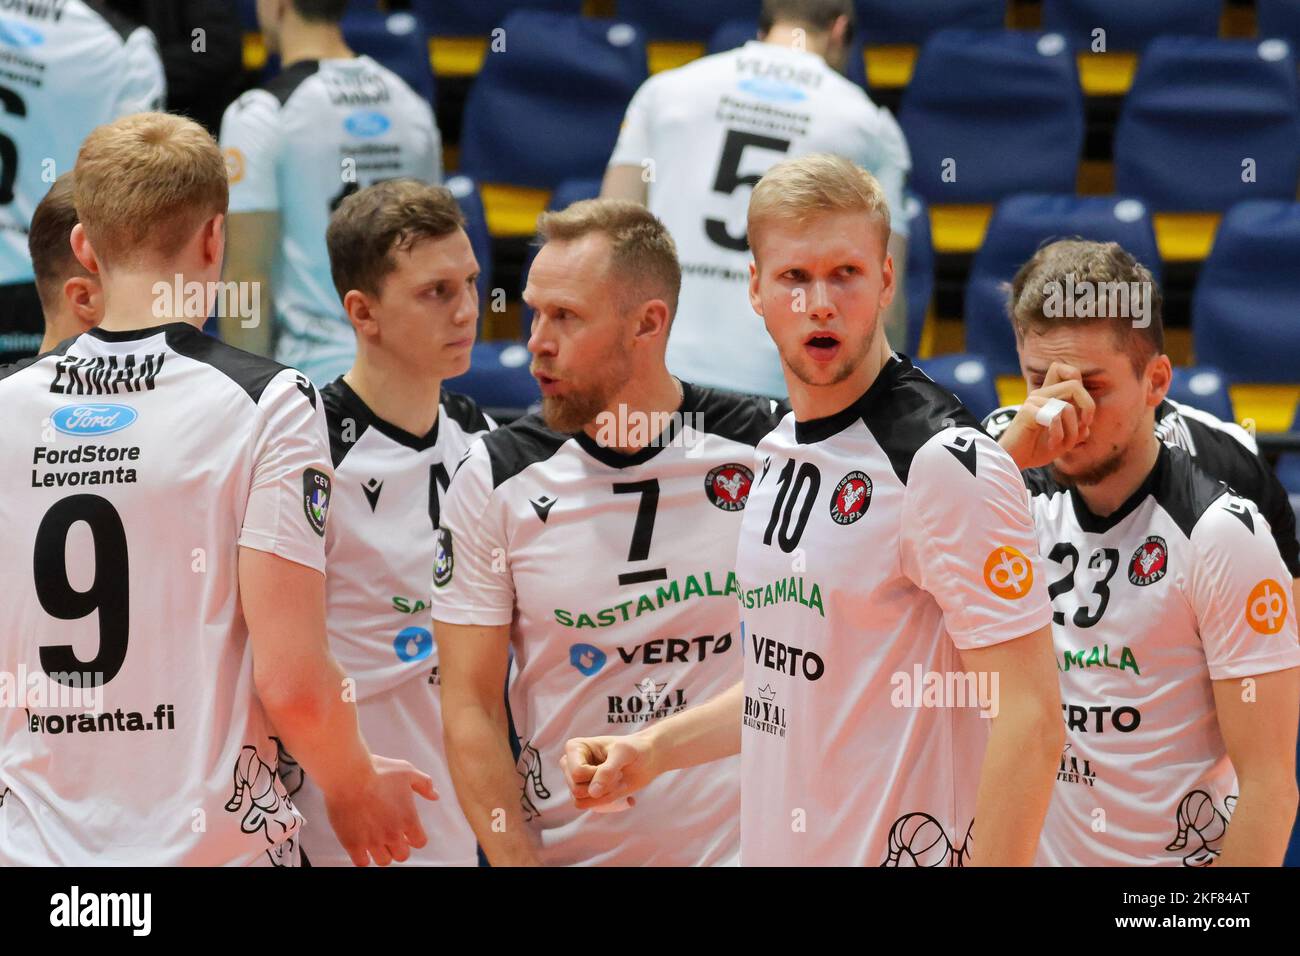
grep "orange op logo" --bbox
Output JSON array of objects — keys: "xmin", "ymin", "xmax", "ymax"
[
  {"xmin": 984, "ymin": 546, "xmax": 1033, "ymax": 599},
  {"xmin": 1246, "ymin": 579, "xmax": 1289, "ymax": 635}
]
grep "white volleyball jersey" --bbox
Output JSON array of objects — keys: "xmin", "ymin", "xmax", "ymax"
[
  {"xmin": 0, "ymin": 0, "xmax": 164, "ymax": 287},
  {"xmin": 1024, "ymin": 444, "xmax": 1300, "ymax": 867},
  {"xmin": 984, "ymin": 398, "xmax": 1300, "ymax": 578},
  {"xmin": 737, "ymin": 354, "xmax": 1053, "ymax": 866},
  {"xmin": 610, "ymin": 39, "xmax": 911, "ymax": 398},
  {"xmin": 219, "ymin": 56, "xmax": 441, "ymax": 385},
  {"xmin": 432, "ymin": 383, "xmax": 782, "ymax": 866},
  {"xmin": 285, "ymin": 377, "xmax": 492, "ymax": 867},
  {"xmin": 0, "ymin": 322, "xmax": 330, "ymax": 866}
]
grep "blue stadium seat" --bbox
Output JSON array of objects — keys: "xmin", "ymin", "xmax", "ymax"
[
  {"xmin": 1258, "ymin": 0, "xmax": 1300, "ymax": 50},
  {"xmin": 854, "ymin": 0, "xmax": 1005, "ymax": 45},
  {"xmin": 915, "ymin": 353, "xmax": 1001, "ymax": 420},
  {"xmin": 965, "ymin": 194, "xmax": 1162, "ymax": 375},
  {"xmin": 1167, "ymin": 366, "xmax": 1235, "ymax": 422},
  {"xmin": 1041, "ymin": 0, "xmax": 1221, "ymax": 50},
  {"xmin": 708, "ymin": 19, "xmax": 758, "ymax": 54},
  {"xmin": 903, "ymin": 191, "xmax": 932, "ymax": 358},
  {"xmin": 620, "ymin": 0, "xmax": 760, "ymax": 42},
  {"xmin": 460, "ymin": 12, "xmax": 648, "ymax": 190},
  {"xmin": 446, "ymin": 342, "xmax": 539, "ymax": 413},
  {"xmin": 1114, "ymin": 37, "xmax": 1300, "ymax": 213},
  {"xmin": 899, "ymin": 30, "xmax": 1084, "ymax": 205},
  {"xmin": 411, "ymin": 0, "xmax": 581, "ymax": 37},
  {"xmin": 445, "ymin": 176, "xmax": 493, "ymax": 304},
  {"xmin": 706, "ymin": 20, "xmax": 871, "ymax": 93},
  {"xmin": 341, "ymin": 11, "xmax": 436, "ymax": 104},
  {"xmin": 1192, "ymin": 200, "xmax": 1300, "ymax": 383}
]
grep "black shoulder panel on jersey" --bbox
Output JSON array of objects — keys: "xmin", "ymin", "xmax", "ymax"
[
  {"xmin": 160, "ymin": 324, "xmax": 292, "ymax": 405},
  {"xmin": 680, "ymin": 382, "xmax": 783, "ymax": 448},
  {"xmin": 858, "ymin": 356, "xmax": 985, "ymax": 485},
  {"xmin": 264, "ymin": 60, "xmax": 321, "ymax": 106},
  {"xmin": 321, "ymin": 379, "xmax": 368, "ymax": 468},
  {"xmin": 84, "ymin": 0, "xmax": 141, "ymax": 43},
  {"xmin": 482, "ymin": 414, "xmax": 569, "ymax": 490},
  {"xmin": 1020, "ymin": 466, "xmax": 1066, "ymax": 498},
  {"xmin": 1154, "ymin": 444, "xmax": 1231, "ymax": 539},
  {"xmin": 440, "ymin": 388, "xmax": 493, "ymax": 436}
]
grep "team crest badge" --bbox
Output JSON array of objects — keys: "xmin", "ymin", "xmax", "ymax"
[
  {"xmin": 830, "ymin": 471, "xmax": 872, "ymax": 525},
  {"xmin": 302, "ymin": 469, "xmax": 331, "ymax": 537},
  {"xmin": 705, "ymin": 463, "xmax": 753, "ymax": 512},
  {"xmin": 1128, "ymin": 536, "xmax": 1168, "ymax": 586},
  {"xmin": 433, "ymin": 528, "xmax": 454, "ymax": 588}
]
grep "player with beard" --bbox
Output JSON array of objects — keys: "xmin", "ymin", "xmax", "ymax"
[
  {"xmin": 984, "ymin": 240, "xmax": 1299, "ymax": 865},
  {"xmin": 562, "ymin": 155, "xmax": 1063, "ymax": 866},
  {"xmin": 432, "ymin": 199, "xmax": 781, "ymax": 865}
]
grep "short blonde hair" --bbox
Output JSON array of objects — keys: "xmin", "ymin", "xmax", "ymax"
[
  {"xmin": 536, "ymin": 198, "xmax": 681, "ymax": 316},
  {"xmin": 748, "ymin": 153, "xmax": 890, "ymax": 256},
  {"xmin": 74, "ymin": 112, "xmax": 229, "ymax": 269}
]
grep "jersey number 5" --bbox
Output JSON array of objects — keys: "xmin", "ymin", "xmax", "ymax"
[{"xmin": 706, "ymin": 129, "xmax": 792, "ymax": 252}]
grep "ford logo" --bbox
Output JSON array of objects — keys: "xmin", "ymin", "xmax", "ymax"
[
  {"xmin": 344, "ymin": 110, "xmax": 391, "ymax": 138},
  {"xmin": 0, "ymin": 19, "xmax": 44, "ymax": 48},
  {"xmin": 51, "ymin": 404, "xmax": 138, "ymax": 437}
]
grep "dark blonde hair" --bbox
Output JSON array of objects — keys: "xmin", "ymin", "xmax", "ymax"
[{"xmin": 536, "ymin": 198, "xmax": 681, "ymax": 317}]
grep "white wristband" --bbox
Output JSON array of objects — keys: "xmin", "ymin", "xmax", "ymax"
[{"xmin": 1034, "ymin": 397, "xmax": 1067, "ymax": 428}]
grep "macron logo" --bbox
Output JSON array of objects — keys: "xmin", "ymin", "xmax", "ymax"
[{"xmin": 50, "ymin": 886, "xmax": 151, "ymax": 936}]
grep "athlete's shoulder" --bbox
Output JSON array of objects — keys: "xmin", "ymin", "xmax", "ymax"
[
  {"xmin": 439, "ymin": 388, "xmax": 494, "ymax": 438},
  {"xmin": 1153, "ymin": 444, "xmax": 1232, "ymax": 539},
  {"xmin": 262, "ymin": 59, "xmax": 323, "ymax": 107},
  {"xmin": 162, "ymin": 325, "xmax": 305, "ymax": 406},
  {"xmin": 478, "ymin": 413, "xmax": 570, "ymax": 490},
  {"xmin": 1160, "ymin": 397, "xmax": 1257, "ymax": 453},
  {"xmin": 864, "ymin": 355, "xmax": 986, "ymax": 484},
  {"xmin": 320, "ymin": 377, "xmax": 363, "ymax": 467},
  {"xmin": 80, "ymin": 0, "xmax": 146, "ymax": 44},
  {"xmin": 682, "ymin": 381, "xmax": 784, "ymax": 448}
]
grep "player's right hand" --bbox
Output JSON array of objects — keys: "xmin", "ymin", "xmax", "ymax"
[
  {"xmin": 998, "ymin": 362, "xmax": 1095, "ymax": 470},
  {"xmin": 325, "ymin": 755, "xmax": 437, "ymax": 867},
  {"xmin": 561, "ymin": 734, "xmax": 658, "ymax": 811}
]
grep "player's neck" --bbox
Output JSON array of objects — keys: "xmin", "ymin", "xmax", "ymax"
[
  {"xmin": 786, "ymin": 331, "xmax": 893, "ymax": 422},
  {"xmin": 581, "ymin": 365, "xmax": 683, "ymax": 454},
  {"xmin": 97, "ymin": 272, "xmax": 209, "ymax": 334},
  {"xmin": 763, "ymin": 24, "xmax": 829, "ymax": 59},
  {"xmin": 1073, "ymin": 430, "xmax": 1161, "ymax": 518},
  {"xmin": 279, "ymin": 23, "xmax": 353, "ymax": 68},
  {"xmin": 344, "ymin": 359, "xmax": 441, "ymax": 439}
]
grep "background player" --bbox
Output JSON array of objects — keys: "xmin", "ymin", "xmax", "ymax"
[
  {"xmin": 0, "ymin": 112, "xmax": 431, "ymax": 867},
  {"xmin": 0, "ymin": 0, "xmax": 163, "ymax": 364},
  {"xmin": 564, "ymin": 155, "xmax": 1062, "ymax": 866},
  {"xmin": 997, "ymin": 240, "xmax": 1300, "ymax": 865},
  {"xmin": 983, "ymin": 244, "xmax": 1300, "ymax": 617},
  {"xmin": 219, "ymin": 0, "xmax": 442, "ymax": 383},
  {"xmin": 433, "ymin": 199, "xmax": 780, "ymax": 865},
  {"xmin": 27, "ymin": 175, "xmax": 103, "ymax": 353},
  {"xmin": 287, "ymin": 179, "xmax": 492, "ymax": 866},
  {"xmin": 603, "ymin": 0, "xmax": 911, "ymax": 397}
]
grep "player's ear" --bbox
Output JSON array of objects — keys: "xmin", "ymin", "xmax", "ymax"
[
  {"xmin": 69, "ymin": 223, "xmax": 100, "ymax": 276},
  {"xmin": 1146, "ymin": 352, "xmax": 1172, "ymax": 408},
  {"xmin": 202, "ymin": 213, "xmax": 226, "ymax": 270},
  {"xmin": 343, "ymin": 289, "xmax": 378, "ymax": 337},
  {"xmin": 64, "ymin": 276, "xmax": 104, "ymax": 330},
  {"xmin": 748, "ymin": 260, "xmax": 764, "ymax": 317},
  {"xmin": 878, "ymin": 242, "xmax": 896, "ymax": 312},
  {"xmin": 634, "ymin": 298, "xmax": 670, "ymax": 343}
]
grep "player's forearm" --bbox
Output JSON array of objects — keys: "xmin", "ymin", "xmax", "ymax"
[
  {"xmin": 1216, "ymin": 773, "xmax": 1298, "ymax": 866},
  {"xmin": 640, "ymin": 679, "xmax": 743, "ymax": 775},
  {"xmin": 443, "ymin": 704, "xmax": 542, "ymax": 866},
  {"xmin": 970, "ymin": 703, "xmax": 1062, "ymax": 866},
  {"xmin": 256, "ymin": 656, "xmax": 372, "ymax": 798}
]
